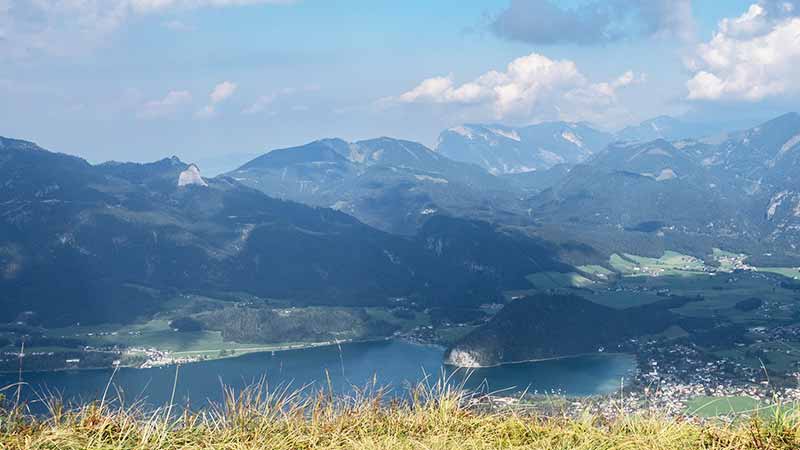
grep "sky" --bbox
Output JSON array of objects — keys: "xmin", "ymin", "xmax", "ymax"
[{"xmin": 1, "ymin": 0, "xmax": 799, "ymax": 172}]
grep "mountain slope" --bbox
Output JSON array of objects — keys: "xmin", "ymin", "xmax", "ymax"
[
  {"xmin": 228, "ymin": 137, "xmax": 522, "ymax": 234},
  {"xmin": 529, "ymin": 139, "xmax": 747, "ymax": 235},
  {"xmin": 436, "ymin": 122, "xmax": 614, "ymax": 175},
  {"xmin": 0, "ymin": 136, "xmax": 566, "ymax": 326},
  {"xmin": 702, "ymin": 113, "xmax": 800, "ymax": 184},
  {"xmin": 444, "ymin": 293, "xmax": 681, "ymax": 367},
  {"xmin": 616, "ymin": 116, "xmax": 730, "ymax": 142},
  {"xmin": 699, "ymin": 113, "xmax": 800, "ymax": 246}
]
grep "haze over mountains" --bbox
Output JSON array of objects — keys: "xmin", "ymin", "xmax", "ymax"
[
  {"xmin": 0, "ymin": 135, "xmax": 566, "ymax": 327},
  {"xmin": 227, "ymin": 137, "xmax": 518, "ymax": 234},
  {"xmin": 3, "ymin": 112, "xmax": 800, "ymax": 366},
  {"xmin": 434, "ymin": 116, "xmax": 753, "ymax": 176},
  {"xmin": 221, "ymin": 113, "xmax": 800, "ymax": 254},
  {"xmin": 436, "ymin": 122, "xmax": 613, "ymax": 175}
]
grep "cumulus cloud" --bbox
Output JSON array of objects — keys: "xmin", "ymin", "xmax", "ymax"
[
  {"xmin": 196, "ymin": 81, "xmax": 237, "ymax": 118},
  {"xmin": 490, "ymin": 0, "xmax": 695, "ymax": 45},
  {"xmin": 389, "ymin": 53, "xmax": 643, "ymax": 125},
  {"xmin": 0, "ymin": 0, "xmax": 294, "ymax": 59},
  {"xmin": 138, "ymin": 90, "xmax": 192, "ymax": 119},
  {"xmin": 686, "ymin": 1, "xmax": 800, "ymax": 101},
  {"xmin": 210, "ymin": 81, "xmax": 237, "ymax": 103}
]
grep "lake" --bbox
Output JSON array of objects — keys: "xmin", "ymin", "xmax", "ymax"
[{"xmin": 1, "ymin": 340, "xmax": 636, "ymax": 410}]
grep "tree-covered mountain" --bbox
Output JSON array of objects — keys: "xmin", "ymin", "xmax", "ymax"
[
  {"xmin": 5, "ymin": 111, "xmax": 800, "ymax": 366},
  {"xmin": 225, "ymin": 115, "xmax": 800, "ymax": 252},
  {"xmin": 698, "ymin": 113, "xmax": 800, "ymax": 248},
  {"xmin": 228, "ymin": 137, "xmax": 523, "ymax": 234},
  {"xmin": 445, "ymin": 293, "xmax": 690, "ymax": 367},
  {"xmin": 500, "ymin": 164, "xmax": 573, "ymax": 195},
  {"xmin": 0, "ymin": 136, "xmax": 567, "ymax": 327},
  {"xmin": 529, "ymin": 139, "xmax": 749, "ymax": 236},
  {"xmin": 514, "ymin": 114, "xmax": 800, "ymax": 257}
]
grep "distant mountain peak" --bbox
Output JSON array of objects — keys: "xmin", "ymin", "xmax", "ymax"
[
  {"xmin": 315, "ymin": 137, "xmax": 349, "ymax": 147},
  {"xmin": 616, "ymin": 115, "xmax": 773, "ymax": 143},
  {"xmin": 758, "ymin": 112, "xmax": 800, "ymax": 131},
  {"xmin": 236, "ymin": 140, "xmax": 351, "ymax": 171},
  {"xmin": 444, "ymin": 124, "xmax": 522, "ymax": 143},
  {"xmin": 437, "ymin": 121, "xmax": 613, "ymax": 175},
  {"xmin": 445, "ymin": 125, "xmax": 475, "ymax": 140},
  {"xmin": 0, "ymin": 136, "xmax": 44, "ymax": 152},
  {"xmin": 774, "ymin": 111, "xmax": 800, "ymax": 121}
]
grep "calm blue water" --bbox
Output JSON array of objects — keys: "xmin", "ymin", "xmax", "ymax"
[{"xmin": 1, "ymin": 341, "xmax": 636, "ymax": 410}]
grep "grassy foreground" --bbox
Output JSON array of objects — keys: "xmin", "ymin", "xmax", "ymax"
[{"xmin": 2, "ymin": 381, "xmax": 800, "ymax": 450}]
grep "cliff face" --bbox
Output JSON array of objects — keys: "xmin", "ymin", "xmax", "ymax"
[
  {"xmin": 445, "ymin": 294, "xmax": 683, "ymax": 367},
  {"xmin": 178, "ymin": 164, "xmax": 208, "ymax": 187},
  {"xmin": 443, "ymin": 348, "xmax": 486, "ymax": 368}
]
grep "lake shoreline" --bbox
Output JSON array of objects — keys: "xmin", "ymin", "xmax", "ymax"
[
  {"xmin": 2, "ymin": 337, "xmax": 396, "ymax": 375},
  {"xmin": 443, "ymin": 351, "xmax": 637, "ymax": 370},
  {"xmin": 3, "ymin": 343, "xmax": 635, "ymax": 376},
  {"xmin": 2, "ymin": 339, "xmax": 638, "ymax": 409}
]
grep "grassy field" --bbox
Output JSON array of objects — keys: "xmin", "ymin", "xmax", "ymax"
[
  {"xmin": 3, "ymin": 384, "xmax": 800, "ymax": 449},
  {"xmin": 577, "ymin": 264, "xmax": 616, "ymax": 280},
  {"xmin": 46, "ymin": 319, "xmax": 273, "ymax": 354},
  {"xmin": 757, "ymin": 267, "xmax": 800, "ymax": 280},
  {"xmin": 525, "ymin": 272, "xmax": 595, "ymax": 289},
  {"xmin": 521, "ymin": 248, "xmax": 800, "ymax": 315},
  {"xmin": 609, "ymin": 251, "xmax": 708, "ymax": 277},
  {"xmin": 684, "ymin": 395, "xmax": 800, "ymax": 421},
  {"xmin": 685, "ymin": 396, "xmax": 764, "ymax": 417}
]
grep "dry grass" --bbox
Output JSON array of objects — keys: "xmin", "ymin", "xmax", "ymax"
[{"xmin": 1, "ymin": 374, "xmax": 800, "ymax": 449}]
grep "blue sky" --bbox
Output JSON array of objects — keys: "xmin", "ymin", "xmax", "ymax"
[{"xmin": 1, "ymin": 0, "xmax": 797, "ymax": 171}]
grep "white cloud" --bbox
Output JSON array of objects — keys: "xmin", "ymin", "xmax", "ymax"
[
  {"xmin": 390, "ymin": 53, "xmax": 643, "ymax": 125},
  {"xmin": 0, "ymin": 1, "xmax": 129, "ymax": 59},
  {"xmin": 195, "ymin": 81, "xmax": 237, "ymax": 118},
  {"xmin": 491, "ymin": 0, "xmax": 695, "ymax": 46},
  {"xmin": 130, "ymin": 0, "xmax": 295, "ymax": 13},
  {"xmin": 138, "ymin": 90, "xmax": 192, "ymax": 119},
  {"xmin": 0, "ymin": 0, "xmax": 294, "ymax": 59},
  {"xmin": 686, "ymin": 2, "xmax": 800, "ymax": 101},
  {"xmin": 210, "ymin": 81, "xmax": 237, "ymax": 103}
]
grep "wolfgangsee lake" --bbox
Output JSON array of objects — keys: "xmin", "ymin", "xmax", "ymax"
[{"xmin": 1, "ymin": 340, "xmax": 636, "ymax": 411}]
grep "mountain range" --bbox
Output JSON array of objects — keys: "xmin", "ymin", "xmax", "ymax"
[
  {"xmin": 436, "ymin": 122, "xmax": 613, "ymax": 175},
  {"xmin": 3, "ymin": 111, "xmax": 800, "ymax": 361},
  {"xmin": 0, "ymin": 136, "xmax": 565, "ymax": 326},
  {"xmin": 527, "ymin": 113, "xmax": 800, "ymax": 255},
  {"xmin": 226, "ymin": 137, "xmax": 520, "ymax": 235},
  {"xmin": 434, "ymin": 116, "xmax": 756, "ymax": 176},
  {"xmin": 218, "ymin": 112, "xmax": 800, "ymax": 257}
]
